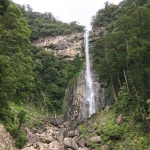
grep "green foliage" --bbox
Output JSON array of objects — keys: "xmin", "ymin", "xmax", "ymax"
[
  {"xmin": 91, "ymin": 0, "xmax": 150, "ymax": 132},
  {"xmin": 17, "ymin": 110, "xmax": 26, "ymax": 129},
  {"xmin": 0, "ymin": 0, "xmax": 9, "ymax": 16},
  {"xmin": 78, "ymin": 108, "xmax": 150, "ymax": 149},
  {"xmin": 0, "ymin": 1, "xmax": 84, "ymax": 149},
  {"xmin": 31, "ymin": 46, "xmax": 84, "ymax": 114},
  {"xmin": 15, "ymin": 129, "xmax": 27, "ymax": 148},
  {"xmin": 17, "ymin": 4, "xmax": 85, "ymax": 40},
  {"xmin": 78, "ymin": 124, "xmax": 89, "ymax": 135}
]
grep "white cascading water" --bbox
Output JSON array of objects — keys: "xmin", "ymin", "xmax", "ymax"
[{"xmin": 85, "ymin": 31, "xmax": 95, "ymax": 116}]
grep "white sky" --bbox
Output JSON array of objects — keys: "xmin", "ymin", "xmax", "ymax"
[{"xmin": 12, "ymin": 0, "xmax": 121, "ymax": 30}]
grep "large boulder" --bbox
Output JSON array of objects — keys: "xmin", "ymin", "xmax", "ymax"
[
  {"xmin": 68, "ymin": 130, "xmax": 79, "ymax": 137},
  {"xmin": 64, "ymin": 138, "xmax": 78, "ymax": 150},
  {"xmin": 90, "ymin": 136, "xmax": 102, "ymax": 143},
  {"xmin": 49, "ymin": 140, "xmax": 61, "ymax": 150},
  {"xmin": 78, "ymin": 138, "xmax": 86, "ymax": 148},
  {"xmin": 50, "ymin": 118, "xmax": 59, "ymax": 126},
  {"xmin": 116, "ymin": 114, "xmax": 123, "ymax": 124},
  {"xmin": 102, "ymin": 145, "xmax": 110, "ymax": 150}
]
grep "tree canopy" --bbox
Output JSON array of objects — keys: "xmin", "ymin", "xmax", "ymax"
[{"xmin": 91, "ymin": 0, "xmax": 150, "ymax": 134}]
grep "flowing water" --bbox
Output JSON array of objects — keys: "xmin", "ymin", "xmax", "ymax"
[{"xmin": 85, "ymin": 31, "xmax": 95, "ymax": 116}]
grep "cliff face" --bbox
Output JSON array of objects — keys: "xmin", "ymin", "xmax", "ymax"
[
  {"xmin": 33, "ymin": 31, "xmax": 105, "ymax": 121},
  {"xmin": 64, "ymin": 63, "xmax": 105, "ymax": 122},
  {"xmin": 33, "ymin": 32, "xmax": 84, "ymax": 60}
]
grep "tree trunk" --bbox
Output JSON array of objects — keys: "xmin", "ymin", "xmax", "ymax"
[
  {"xmin": 105, "ymin": 39, "xmax": 117, "ymax": 102},
  {"xmin": 123, "ymin": 70, "xmax": 129, "ymax": 90}
]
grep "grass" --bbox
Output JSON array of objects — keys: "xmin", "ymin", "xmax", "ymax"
[{"xmin": 8, "ymin": 101, "xmax": 43, "ymax": 129}]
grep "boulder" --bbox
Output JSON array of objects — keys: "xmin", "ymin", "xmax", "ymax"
[
  {"xmin": 73, "ymin": 136, "xmax": 80, "ymax": 144},
  {"xmin": 102, "ymin": 144, "xmax": 110, "ymax": 150},
  {"xmin": 90, "ymin": 136, "xmax": 102, "ymax": 143},
  {"xmin": 129, "ymin": 118, "xmax": 136, "ymax": 126},
  {"xmin": 40, "ymin": 136, "xmax": 54, "ymax": 143},
  {"xmin": 49, "ymin": 140, "xmax": 61, "ymax": 149},
  {"xmin": 116, "ymin": 114, "xmax": 123, "ymax": 124},
  {"xmin": 50, "ymin": 118, "xmax": 58, "ymax": 126},
  {"xmin": 21, "ymin": 147, "xmax": 36, "ymax": 150},
  {"xmin": 68, "ymin": 130, "xmax": 79, "ymax": 137},
  {"xmin": 78, "ymin": 138, "xmax": 86, "ymax": 148},
  {"xmin": 64, "ymin": 138, "xmax": 78, "ymax": 150},
  {"xmin": 105, "ymin": 106, "xmax": 110, "ymax": 112}
]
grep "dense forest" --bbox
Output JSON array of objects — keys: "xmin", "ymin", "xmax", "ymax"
[
  {"xmin": 0, "ymin": 0, "xmax": 84, "ymax": 148},
  {"xmin": 89, "ymin": 0, "xmax": 150, "ymax": 149}
]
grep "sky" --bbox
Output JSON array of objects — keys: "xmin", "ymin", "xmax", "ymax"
[{"xmin": 12, "ymin": 0, "xmax": 122, "ymax": 30}]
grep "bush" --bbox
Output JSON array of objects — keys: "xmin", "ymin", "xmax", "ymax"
[{"xmin": 15, "ymin": 129, "xmax": 27, "ymax": 148}]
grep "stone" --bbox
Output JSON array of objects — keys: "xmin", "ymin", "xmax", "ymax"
[
  {"xmin": 78, "ymin": 138, "xmax": 86, "ymax": 148},
  {"xmin": 49, "ymin": 140, "xmax": 61, "ymax": 149},
  {"xmin": 102, "ymin": 144, "xmax": 110, "ymax": 150},
  {"xmin": 129, "ymin": 118, "xmax": 136, "ymax": 126},
  {"xmin": 73, "ymin": 136, "xmax": 80, "ymax": 144},
  {"xmin": 105, "ymin": 105, "xmax": 110, "ymax": 112},
  {"xmin": 78, "ymin": 147, "xmax": 89, "ymax": 150},
  {"xmin": 26, "ymin": 134, "xmax": 40, "ymax": 145},
  {"xmin": 50, "ymin": 118, "xmax": 59, "ymax": 126},
  {"xmin": 68, "ymin": 130, "xmax": 79, "ymax": 137},
  {"xmin": 64, "ymin": 138, "xmax": 78, "ymax": 150},
  {"xmin": 21, "ymin": 147, "xmax": 36, "ymax": 150},
  {"xmin": 90, "ymin": 136, "xmax": 102, "ymax": 143},
  {"xmin": 116, "ymin": 114, "xmax": 123, "ymax": 124},
  {"xmin": 33, "ymin": 32, "xmax": 84, "ymax": 60},
  {"xmin": 40, "ymin": 136, "xmax": 54, "ymax": 143},
  {"xmin": 0, "ymin": 125, "xmax": 17, "ymax": 150}
]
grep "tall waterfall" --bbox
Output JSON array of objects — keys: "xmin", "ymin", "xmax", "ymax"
[{"xmin": 85, "ymin": 31, "xmax": 95, "ymax": 116}]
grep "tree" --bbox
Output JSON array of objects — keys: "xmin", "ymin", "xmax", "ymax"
[{"xmin": 0, "ymin": 0, "xmax": 9, "ymax": 16}]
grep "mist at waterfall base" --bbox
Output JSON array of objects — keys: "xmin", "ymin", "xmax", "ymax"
[{"xmin": 84, "ymin": 31, "xmax": 95, "ymax": 117}]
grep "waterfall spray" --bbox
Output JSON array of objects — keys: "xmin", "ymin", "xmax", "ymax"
[{"xmin": 85, "ymin": 31, "xmax": 95, "ymax": 116}]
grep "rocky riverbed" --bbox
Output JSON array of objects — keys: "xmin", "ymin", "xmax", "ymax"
[{"xmin": 21, "ymin": 119, "xmax": 91, "ymax": 150}]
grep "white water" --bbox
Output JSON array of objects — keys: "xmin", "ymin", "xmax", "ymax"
[{"xmin": 84, "ymin": 31, "xmax": 95, "ymax": 116}]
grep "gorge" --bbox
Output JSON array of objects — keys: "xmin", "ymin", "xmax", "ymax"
[{"xmin": 1, "ymin": 0, "xmax": 150, "ymax": 149}]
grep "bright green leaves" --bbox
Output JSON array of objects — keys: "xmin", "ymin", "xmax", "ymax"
[
  {"xmin": 0, "ymin": 3, "xmax": 34, "ymax": 104},
  {"xmin": 0, "ymin": 4, "xmax": 31, "ymax": 56},
  {"xmin": 31, "ymin": 46, "xmax": 83, "ymax": 114},
  {"xmin": 91, "ymin": 0, "xmax": 150, "ymax": 132}
]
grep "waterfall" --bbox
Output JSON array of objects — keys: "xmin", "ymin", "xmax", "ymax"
[{"xmin": 84, "ymin": 31, "xmax": 95, "ymax": 116}]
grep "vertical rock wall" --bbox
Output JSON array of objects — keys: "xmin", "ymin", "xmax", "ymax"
[
  {"xmin": 64, "ymin": 30, "xmax": 106, "ymax": 121},
  {"xmin": 64, "ymin": 67, "xmax": 86, "ymax": 121},
  {"xmin": 64, "ymin": 61, "xmax": 105, "ymax": 122}
]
